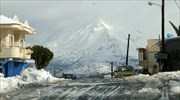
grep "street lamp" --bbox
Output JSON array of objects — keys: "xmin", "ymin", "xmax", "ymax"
[
  {"xmin": 148, "ymin": 0, "xmax": 165, "ymax": 72},
  {"xmin": 148, "ymin": 2, "xmax": 162, "ymax": 7}
]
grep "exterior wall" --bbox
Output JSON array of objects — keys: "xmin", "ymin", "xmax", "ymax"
[
  {"xmin": 147, "ymin": 39, "xmax": 160, "ymax": 52},
  {"xmin": 166, "ymin": 37, "xmax": 180, "ymax": 51},
  {"xmin": 137, "ymin": 48, "xmax": 148, "ymax": 69},
  {"xmin": 147, "ymin": 39, "xmax": 160, "ymax": 74},
  {"xmin": 139, "ymin": 60, "xmax": 148, "ymax": 69},
  {"xmin": 148, "ymin": 52, "xmax": 159, "ymax": 74},
  {"xmin": 165, "ymin": 37, "xmax": 180, "ymax": 71},
  {"xmin": 0, "ymin": 30, "xmax": 10, "ymax": 47}
]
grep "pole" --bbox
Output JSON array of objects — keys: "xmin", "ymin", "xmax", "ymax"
[
  {"xmin": 126, "ymin": 34, "xmax": 130, "ymax": 65},
  {"xmin": 161, "ymin": 0, "xmax": 165, "ymax": 71},
  {"xmin": 111, "ymin": 62, "xmax": 113, "ymax": 78},
  {"xmin": 162, "ymin": 0, "xmax": 165, "ymax": 53}
]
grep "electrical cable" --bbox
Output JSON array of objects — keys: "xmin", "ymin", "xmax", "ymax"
[{"xmin": 174, "ymin": 0, "xmax": 180, "ymax": 9}]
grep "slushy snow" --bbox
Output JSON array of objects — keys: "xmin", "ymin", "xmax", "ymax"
[{"xmin": 0, "ymin": 69, "xmax": 179, "ymax": 100}]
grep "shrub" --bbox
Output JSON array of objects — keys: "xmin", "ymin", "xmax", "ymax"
[{"xmin": 30, "ymin": 45, "xmax": 53, "ymax": 70}]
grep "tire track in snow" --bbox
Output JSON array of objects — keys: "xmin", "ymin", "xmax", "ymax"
[
  {"xmin": 106, "ymin": 83, "xmax": 123, "ymax": 97},
  {"xmin": 67, "ymin": 85, "xmax": 95, "ymax": 99},
  {"xmin": 55, "ymin": 88, "xmax": 74, "ymax": 100},
  {"xmin": 83, "ymin": 82, "xmax": 124, "ymax": 100}
]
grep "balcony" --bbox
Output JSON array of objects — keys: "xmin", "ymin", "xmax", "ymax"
[{"xmin": 0, "ymin": 42, "xmax": 32, "ymax": 59}]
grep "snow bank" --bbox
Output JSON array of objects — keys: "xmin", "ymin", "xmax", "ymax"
[
  {"xmin": 169, "ymin": 80, "xmax": 180, "ymax": 94},
  {"xmin": 20, "ymin": 68, "xmax": 60, "ymax": 83},
  {"xmin": 124, "ymin": 71, "xmax": 180, "ymax": 99},
  {"xmin": 125, "ymin": 74, "xmax": 163, "ymax": 88},
  {"xmin": 0, "ymin": 76, "xmax": 25, "ymax": 94},
  {"xmin": 0, "ymin": 68, "xmax": 64, "ymax": 94},
  {"xmin": 155, "ymin": 71, "xmax": 180, "ymax": 81},
  {"xmin": 138, "ymin": 87, "xmax": 160, "ymax": 98},
  {"xmin": 0, "ymin": 73, "xmax": 3, "ymax": 77}
]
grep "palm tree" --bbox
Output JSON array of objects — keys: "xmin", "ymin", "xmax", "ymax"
[{"xmin": 169, "ymin": 21, "xmax": 180, "ymax": 36}]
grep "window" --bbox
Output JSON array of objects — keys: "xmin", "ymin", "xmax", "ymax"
[
  {"xmin": 20, "ymin": 39, "xmax": 24, "ymax": 48},
  {"xmin": 138, "ymin": 52, "xmax": 143, "ymax": 61},
  {"xmin": 9, "ymin": 35, "xmax": 14, "ymax": 47}
]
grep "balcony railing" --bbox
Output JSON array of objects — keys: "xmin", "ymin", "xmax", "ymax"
[
  {"xmin": 0, "ymin": 41, "xmax": 32, "ymax": 59},
  {"xmin": 0, "ymin": 41, "xmax": 28, "ymax": 48}
]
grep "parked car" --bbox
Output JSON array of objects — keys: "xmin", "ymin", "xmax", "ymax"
[
  {"xmin": 114, "ymin": 65, "xmax": 136, "ymax": 78},
  {"xmin": 62, "ymin": 73, "xmax": 77, "ymax": 79}
]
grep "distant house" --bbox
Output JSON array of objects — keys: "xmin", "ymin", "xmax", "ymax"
[
  {"xmin": 137, "ymin": 48, "xmax": 148, "ymax": 69},
  {"xmin": 0, "ymin": 15, "xmax": 35, "ymax": 77},
  {"xmin": 137, "ymin": 39, "xmax": 160, "ymax": 74},
  {"xmin": 138, "ymin": 36, "xmax": 180, "ymax": 74}
]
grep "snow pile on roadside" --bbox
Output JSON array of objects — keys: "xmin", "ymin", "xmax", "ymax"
[
  {"xmin": 124, "ymin": 71, "xmax": 180, "ymax": 99},
  {"xmin": 0, "ymin": 68, "xmax": 65, "ymax": 94},
  {"xmin": 20, "ymin": 68, "xmax": 61, "ymax": 83},
  {"xmin": 0, "ymin": 73, "xmax": 3, "ymax": 77},
  {"xmin": 0, "ymin": 75, "xmax": 26, "ymax": 94},
  {"xmin": 155, "ymin": 71, "xmax": 180, "ymax": 81},
  {"xmin": 138, "ymin": 87, "xmax": 160, "ymax": 98},
  {"xmin": 169, "ymin": 80, "xmax": 180, "ymax": 94}
]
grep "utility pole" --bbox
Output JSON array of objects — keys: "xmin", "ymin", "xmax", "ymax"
[
  {"xmin": 162, "ymin": 0, "xmax": 165, "ymax": 53},
  {"xmin": 126, "ymin": 34, "xmax": 130, "ymax": 65},
  {"xmin": 148, "ymin": 0, "xmax": 166, "ymax": 72},
  {"xmin": 111, "ymin": 62, "xmax": 113, "ymax": 78},
  {"xmin": 161, "ymin": 0, "xmax": 166, "ymax": 71}
]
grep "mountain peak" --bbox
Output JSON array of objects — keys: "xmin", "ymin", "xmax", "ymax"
[
  {"xmin": 96, "ymin": 20, "xmax": 112, "ymax": 29},
  {"xmin": 85, "ymin": 20, "xmax": 112, "ymax": 33}
]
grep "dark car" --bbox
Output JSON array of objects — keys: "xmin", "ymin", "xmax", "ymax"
[{"xmin": 62, "ymin": 73, "xmax": 77, "ymax": 79}]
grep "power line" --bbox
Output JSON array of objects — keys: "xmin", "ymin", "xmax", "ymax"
[{"xmin": 174, "ymin": 0, "xmax": 180, "ymax": 9}]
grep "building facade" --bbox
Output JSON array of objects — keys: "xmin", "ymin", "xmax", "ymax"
[
  {"xmin": 137, "ymin": 39, "xmax": 160, "ymax": 74},
  {"xmin": 0, "ymin": 15, "xmax": 35, "ymax": 59},
  {"xmin": 138, "ymin": 37, "xmax": 180, "ymax": 74},
  {"xmin": 0, "ymin": 15, "xmax": 35, "ymax": 77}
]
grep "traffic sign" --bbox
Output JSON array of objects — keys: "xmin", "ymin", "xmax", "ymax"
[{"xmin": 155, "ymin": 53, "xmax": 168, "ymax": 59}]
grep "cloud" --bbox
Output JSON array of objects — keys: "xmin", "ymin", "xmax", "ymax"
[{"xmin": 1, "ymin": 0, "xmax": 179, "ymax": 42}]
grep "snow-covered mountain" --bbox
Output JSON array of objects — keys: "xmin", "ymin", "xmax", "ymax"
[{"xmin": 27, "ymin": 20, "xmax": 150, "ymax": 75}]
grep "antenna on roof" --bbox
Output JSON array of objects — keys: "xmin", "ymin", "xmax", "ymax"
[
  {"xmin": 24, "ymin": 20, "xmax": 29, "ymax": 26},
  {"xmin": 13, "ymin": 15, "xmax": 20, "ymax": 22}
]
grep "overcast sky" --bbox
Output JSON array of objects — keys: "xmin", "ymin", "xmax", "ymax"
[{"xmin": 1, "ymin": 0, "xmax": 180, "ymax": 43}]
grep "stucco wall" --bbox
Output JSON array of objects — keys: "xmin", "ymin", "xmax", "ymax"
[{"xmin": 147, "ymin": 39, "xmax": 160, "ymax": 74}]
